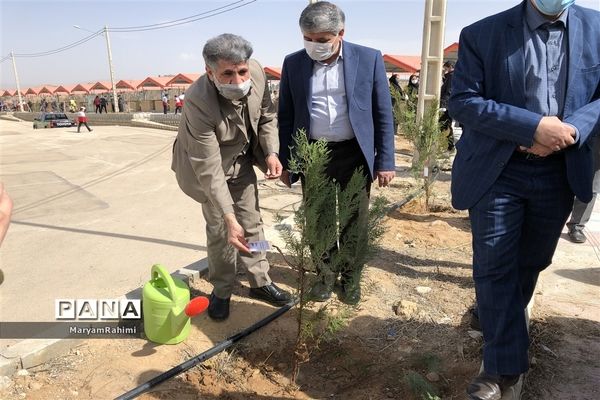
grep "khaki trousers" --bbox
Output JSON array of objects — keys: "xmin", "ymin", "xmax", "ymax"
[{"xmin": 201, "ymin": 154, "xmax": 271, "ymax": 298}]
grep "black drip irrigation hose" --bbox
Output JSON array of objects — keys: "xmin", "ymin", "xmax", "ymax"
[
  {"xmin": 114, "ymin": 167, "xmax": 439, "ymax": 400},
  {"xmin": 114, "ymin": 299, "xmax": 298, "ymax": 400},
  {"xmin": 387, "ymin": 168, "xmax": 441, "ymax": 212}
]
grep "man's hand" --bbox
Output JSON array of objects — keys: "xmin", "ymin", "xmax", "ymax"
[
  {"xmin": 534, "ymin": 116, "xmax": 576, "ymax": 151},
  {"xmin": 264, "ymin": 154, "xmax": 283, "ymax": 179},
  {"xmin": 519, "ymin": 142, "xmax": 554, "ymax": 157},
  {"xmin": 279, "ymin": 170, "xmax": 292, "ymax": 188},
  {"xmin": 223, "ymin": 213, "xmax": 250, "ymax": 253},
  {"xmin": 376, "ymin": 171, "xmax": 395, "ymax": 187}
]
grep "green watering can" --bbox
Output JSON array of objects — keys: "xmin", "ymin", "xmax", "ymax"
[{"xmin": 142, "ymin": 264, "xmax": 208, "ymax": 344}]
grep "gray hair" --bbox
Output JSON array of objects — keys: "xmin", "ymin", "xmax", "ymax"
[
  {"xmin": 299, "ymin": 1, "xmax": 345, "ymax": 34},
  {"xmin": 202, "ymin": 33, "xmax": 253, "ymax": 70}
]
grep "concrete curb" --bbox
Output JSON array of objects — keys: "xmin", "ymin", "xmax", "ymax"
[
  {"xmin": 0, "ymin": 259, "xmax": 209, "ymax": 377},
  {"xmin": 2, "ymin": 111, "xmax": 179, "ymax": 132}
]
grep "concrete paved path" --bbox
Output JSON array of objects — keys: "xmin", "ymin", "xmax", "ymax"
[{"xmin": 0, "ymin": 120, "xmax": 207, "ymax": 327}]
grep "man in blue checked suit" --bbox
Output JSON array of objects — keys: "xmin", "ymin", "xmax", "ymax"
[
  {"xmin": 278, "ymin": 1, "xmax": 395, "ymax": 305},
  {"xmin": 449, "ymin": 0, "xmax": 600, "ymax": 399}
]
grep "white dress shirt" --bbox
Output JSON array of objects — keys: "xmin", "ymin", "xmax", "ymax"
[{"xmin": 310, "ymin": 46, "xmax": 355, "ymax": 142}]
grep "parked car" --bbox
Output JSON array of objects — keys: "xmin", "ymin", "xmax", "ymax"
[{"xmin": 33, "ymin": 113, "xmax": 75, "ymax": 129}]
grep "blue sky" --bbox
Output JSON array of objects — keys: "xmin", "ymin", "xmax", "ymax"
[{"xmin": 1, "ymin": 0, "xmax": 599, "ymax": 88}]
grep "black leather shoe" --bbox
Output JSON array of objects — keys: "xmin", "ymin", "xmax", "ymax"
[
  {"xmin": 568, "ymin": 227, "xmax": 587, "ymax": 243},
  {"xmin": 208, "ymin": 292, "xmax": 230, "ymax": 321},
  {"xmin": 249, "ymin": 283, "xmax": 292, "ymax": 306},
  {"xmin": 308, "ymin": 280, "xmax": 333, "ymax": 302},
  {"xmin": 467, "ymin": 372, "xmax": 519, "ymax": 400},
  {"xmin": 338, "ymin": 281, "xmax": 361, "ymax": 305}
]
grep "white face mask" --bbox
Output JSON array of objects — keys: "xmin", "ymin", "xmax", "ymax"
[
  {"xmin": 532, "ymin": 0, "xmax": 575, "ymax": 16},
  {"xmin": 213, "ymin": 77, "xmax": 252, "ymax": 101},
  {"xmin": 304, "ymin": 38, "xmax": 339, "ymax": 61}
]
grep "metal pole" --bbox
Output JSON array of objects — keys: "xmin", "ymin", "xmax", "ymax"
[
  {"xmin": 413, "ymin": 0, "xmax": 447, "ymax": 171},
  {"xmin": 11, "ymin": 52, "xmax": 24, "ymax": 112},
  {"xmin": 416, "ymin": 0, "xmax": 447, "ymax": 122},
  {"xmin": 104, "ymin": 26, "xmax": 119, "ymax": 112}
]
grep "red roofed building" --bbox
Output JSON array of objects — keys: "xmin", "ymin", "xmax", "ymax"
[
  {"xmin": 38, "ymin": 85, "xmax": 58, "ymax": 96},
  {"xmin": 89, "ymin": 81, "xmax": 112, "ymax": 93},
  {"xmin": 166, "ymin": 73, "xmax": 201, "ymax": 90},
  {"xmin": 264, "ymin": 67, "xmax": 281, "ymax": 81},
  {"xmin": 443, "ymin": 42, "xmax": 459, "ymax": 62},
  {"xmin": 136, "ymin": 76, "xmax": 172, "ymax": 90},
  {"xmin": 71, "ymin": 83, "xmax": 93, "ymax": 94},
  {"xmin": 116, "ymin": 79, "xmax": 143, "ymax": 92},
  {"xmin": 25, "ymin": 87, "xmax": 42, "ymax": 96},
  {"xmin": 383, "ymin": 55, "xmax": 422, "ymax": 74},
  {"xmin": 54, "ymin": 85, "xmax": 76, "ymax": 95}
]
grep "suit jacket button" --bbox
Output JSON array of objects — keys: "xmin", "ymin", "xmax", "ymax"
[{"xmin": 499, "ymin": 162, "xmax": 505, "ymax": 167}]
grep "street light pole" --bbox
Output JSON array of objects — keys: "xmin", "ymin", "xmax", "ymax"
[
  {"xmin": 74, "ymin": 25, "xmax": 119, "ymax": 112},
  {"xmin": 10, "ymin": 51, "xmax": 24, "ymax": 112},
  {"xmin": 103, "ymin": 26, "xmax": 119, "ymax": 112}
]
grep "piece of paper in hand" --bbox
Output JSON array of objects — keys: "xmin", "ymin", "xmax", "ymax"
[{"xmin": 248, "ymin": 240, "xmax": 271, "ymax": 253}]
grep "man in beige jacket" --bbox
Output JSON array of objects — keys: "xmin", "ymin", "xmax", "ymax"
[{"xmin": 172, "ymin": 33, "xmax": 291, "ymax": 320}]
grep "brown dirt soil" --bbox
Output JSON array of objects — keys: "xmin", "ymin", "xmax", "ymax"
[
  {"xmin": 1, "ymin": 179, "xmax": 486, "ymax": 400},
  {"xmin": 2, "ymin": 135, "xmax": 595, "ymax": 400}
]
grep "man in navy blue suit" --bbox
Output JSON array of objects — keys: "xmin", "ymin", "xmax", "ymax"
[
  {"xmin": 278, "ymin": 1, "xmax": 395, "ymax": 305},
  {"xmin": 449, "ymin": 0, "xmax": 600, "ymax": 398}
]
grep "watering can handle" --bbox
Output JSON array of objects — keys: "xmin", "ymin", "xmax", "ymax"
[{"xmin": 151, "ymin": 264, "xmax": 179, "ymax": 301}]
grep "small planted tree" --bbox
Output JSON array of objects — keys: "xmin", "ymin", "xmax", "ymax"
[
  {"xmin": 274, "ymin": 129, "xmax": 388, "ymax": 383},
  {"xmin": 397, "ymin": 98, "xmax": 447, "ymax": 211}
]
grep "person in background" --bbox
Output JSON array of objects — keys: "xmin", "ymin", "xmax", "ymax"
[
  {"xmin": 171, "ymin": 33, "xmax": 292, "ymax": 321},
  {"xmin": 440, "ymin": 61, "xmax": 455, "ymax": 150},
  {"xmin": 76, "ymin": 106, "xmax": 93, "ymax": 133},
  {"xmin": 99, "ymin": 96, "xmax": 107, "ymax": 114},
  {"xmin": 94, "ymin": 95, "xmax": 101, "ymax": 113},
  {"xmin": 448, "ymin": 0, "xmax": 600, "ymax": 398},
  {"xmin": 118, "ymin": 95, "xmax": 125, "ymax": 113},
  {"xmin": 270, "ymin": 88, "xmax": 279, "ymax": 111},
  {"xmin": 407, "ymin": 73, "xmax": 419, "ymax": 97},
  {"xmin": 567, "ymin": 136, "xmax": 600, "ymax": 243},
  {"xmin": 389, "ymin": 73, "xmax": 407, "ymax": 99},
  {"xmin": 174, "ymin": 95, "xmax": 183, "ymax": 114},
  {"xmin": 389, "ymin": 73, "xmax": 407, "ymax": 134},
  {"xmin": 162, "ymin": 93, "xmax": 169, "ymax": 114},
  {"xmin": 277, "ymin": 1, "xmax": 395, "ymax": 305}
]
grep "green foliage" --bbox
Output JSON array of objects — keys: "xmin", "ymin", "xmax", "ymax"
[
  {"xmin": 404, "ymin": 371, "xmax": 440, "ymax": 400},
  {"xmin": 397, "ymin": 98, "xmax": 447, "ymax": 210},
  {"xmin": 278, "ymin": 128, "xmax": 389, "ymax": 382},
  {"xmin": 283, "ymin": 129, "xmax": 388, "ymax": 286},
  {"xmin": 410, "ymin": 352, "xmax": 442, "ymax": 373}
]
